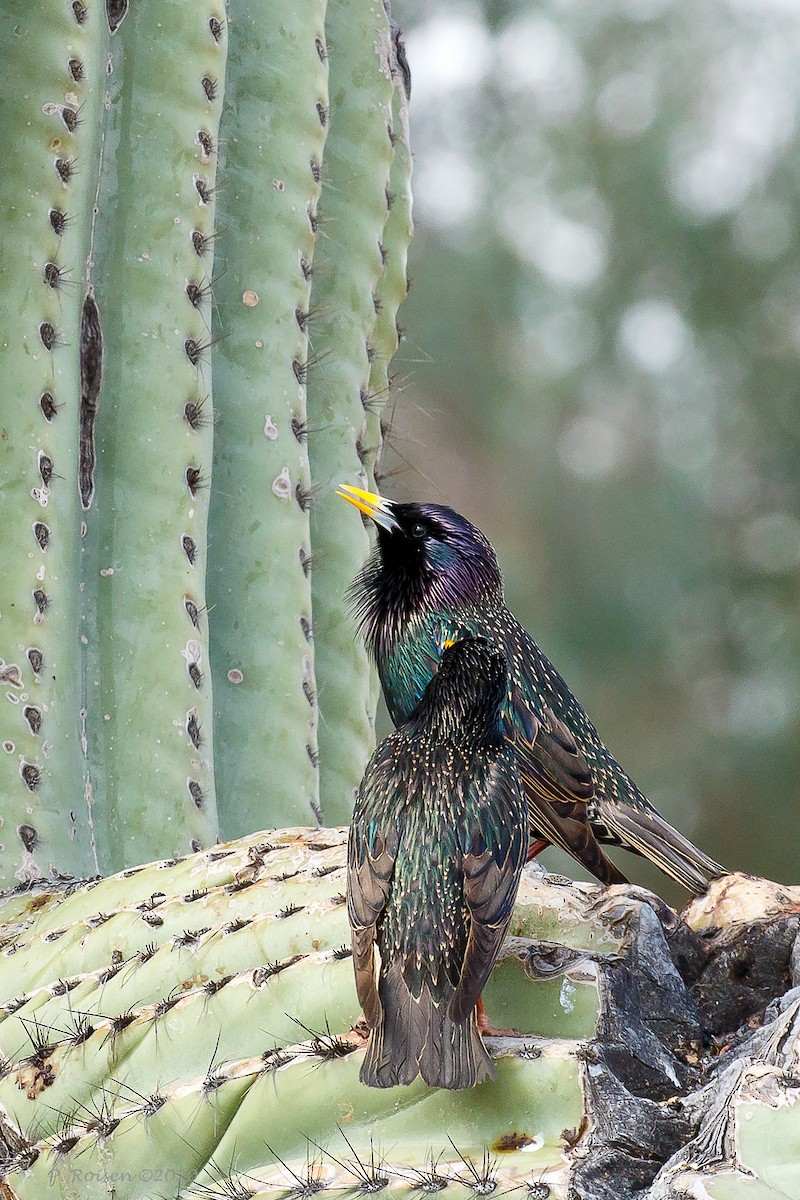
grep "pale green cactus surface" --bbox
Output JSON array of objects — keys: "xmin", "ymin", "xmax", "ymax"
[{"xmin": 206, "ymin": 0, "xmax": 329, "ymax": 837}]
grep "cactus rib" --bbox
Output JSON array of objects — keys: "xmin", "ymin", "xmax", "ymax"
[
  {"xmin": 207, "ymin": 0, "xmax": 331, "ymax": 835},
  {"xmin": 0, "ymin": 0, "xmax": 107, "ymax": 883},
  {"xmin": 306, "ymin": 0, "xmax": 396, "ymax": 824},
  {"xmin": 362, "ymin": 25, "xmax": 414, "ymax": 489},
  {"xmin": 81, "ymin": 0, "xmax": 227, "ymax": 869}
]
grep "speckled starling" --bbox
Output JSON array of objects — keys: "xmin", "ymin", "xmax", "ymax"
[
  {"xmin": 348, "ymin": 636, "xmax": 526, "ymax": 1089},
  {"xmin": 338, "ymin": 484, "xmax": 727, "ymax": 894}
]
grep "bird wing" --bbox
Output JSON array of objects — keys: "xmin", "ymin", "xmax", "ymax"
[
  {"xmin": 510, "ymin": 673, "xmax": 628, "ymax": 885},
  {"xmin": 347, "ymin": 752, "xmax": 402, "ymax": 1029},
  {"xmin": 450, "ymin": 758, "xmax": 527, "ymax": 1023}
]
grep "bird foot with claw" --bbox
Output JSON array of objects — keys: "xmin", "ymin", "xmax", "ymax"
[
  {"xmin": 475, "ymin": 997, "xmax": 516, "ymax": 1038},
  {"xmin": 350, "ymin": 1015, "xmax": 372, "ymax": 1046}
]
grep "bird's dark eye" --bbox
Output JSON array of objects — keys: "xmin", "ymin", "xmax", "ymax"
[{"xmin": 411, "ymin": 522, "xmax": 426, "ymax": 538}]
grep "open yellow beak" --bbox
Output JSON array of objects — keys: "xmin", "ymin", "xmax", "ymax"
[{"xmin": 335, "ymin": 483, "xmax": 400, "ymax": 532}]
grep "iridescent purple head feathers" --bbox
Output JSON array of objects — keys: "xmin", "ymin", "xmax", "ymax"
[{"xmin": 342, "ymin": 493, "xmax": 504, "ymax": 659}]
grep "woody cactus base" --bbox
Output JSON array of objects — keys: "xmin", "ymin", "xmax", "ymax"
[{"xmin": 0, "ymin": 834, "xmax": 799, "ymax": 1199}]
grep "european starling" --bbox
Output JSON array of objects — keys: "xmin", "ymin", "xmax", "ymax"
[
  {"xmin": 348, "ymin": 636, "xmax": 526, "ymax": 1089},
  {"xmin": 338, "ymin": 484, "xmax": 727, "ymax": 894}
]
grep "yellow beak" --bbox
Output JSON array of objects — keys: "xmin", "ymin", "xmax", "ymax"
[{"xmin": 335, "ymin": 483, "xmax": 400, "ymax": 532}]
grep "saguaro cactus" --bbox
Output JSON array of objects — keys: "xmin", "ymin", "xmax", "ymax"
[
  {"xmin": 0, "ymin": 0, "xmax": 413, "ymax": 885},
  {"xmin": 0, "ymin": 831, "xmax": 675, "ymax": 1197}
]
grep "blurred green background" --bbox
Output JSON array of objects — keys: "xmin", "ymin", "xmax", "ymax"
[{"xmin": 387, "ymin": 0, "xmax": 800, "ymax": 899}]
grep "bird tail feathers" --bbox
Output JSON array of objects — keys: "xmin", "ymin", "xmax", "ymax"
[
  {"xmin": 601, "ymin": 801, "xmax": 725, "ymax": 895},
  {"xmin": 361, "ymin": 961, "xmax": 495, "ymax": 1090}
]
